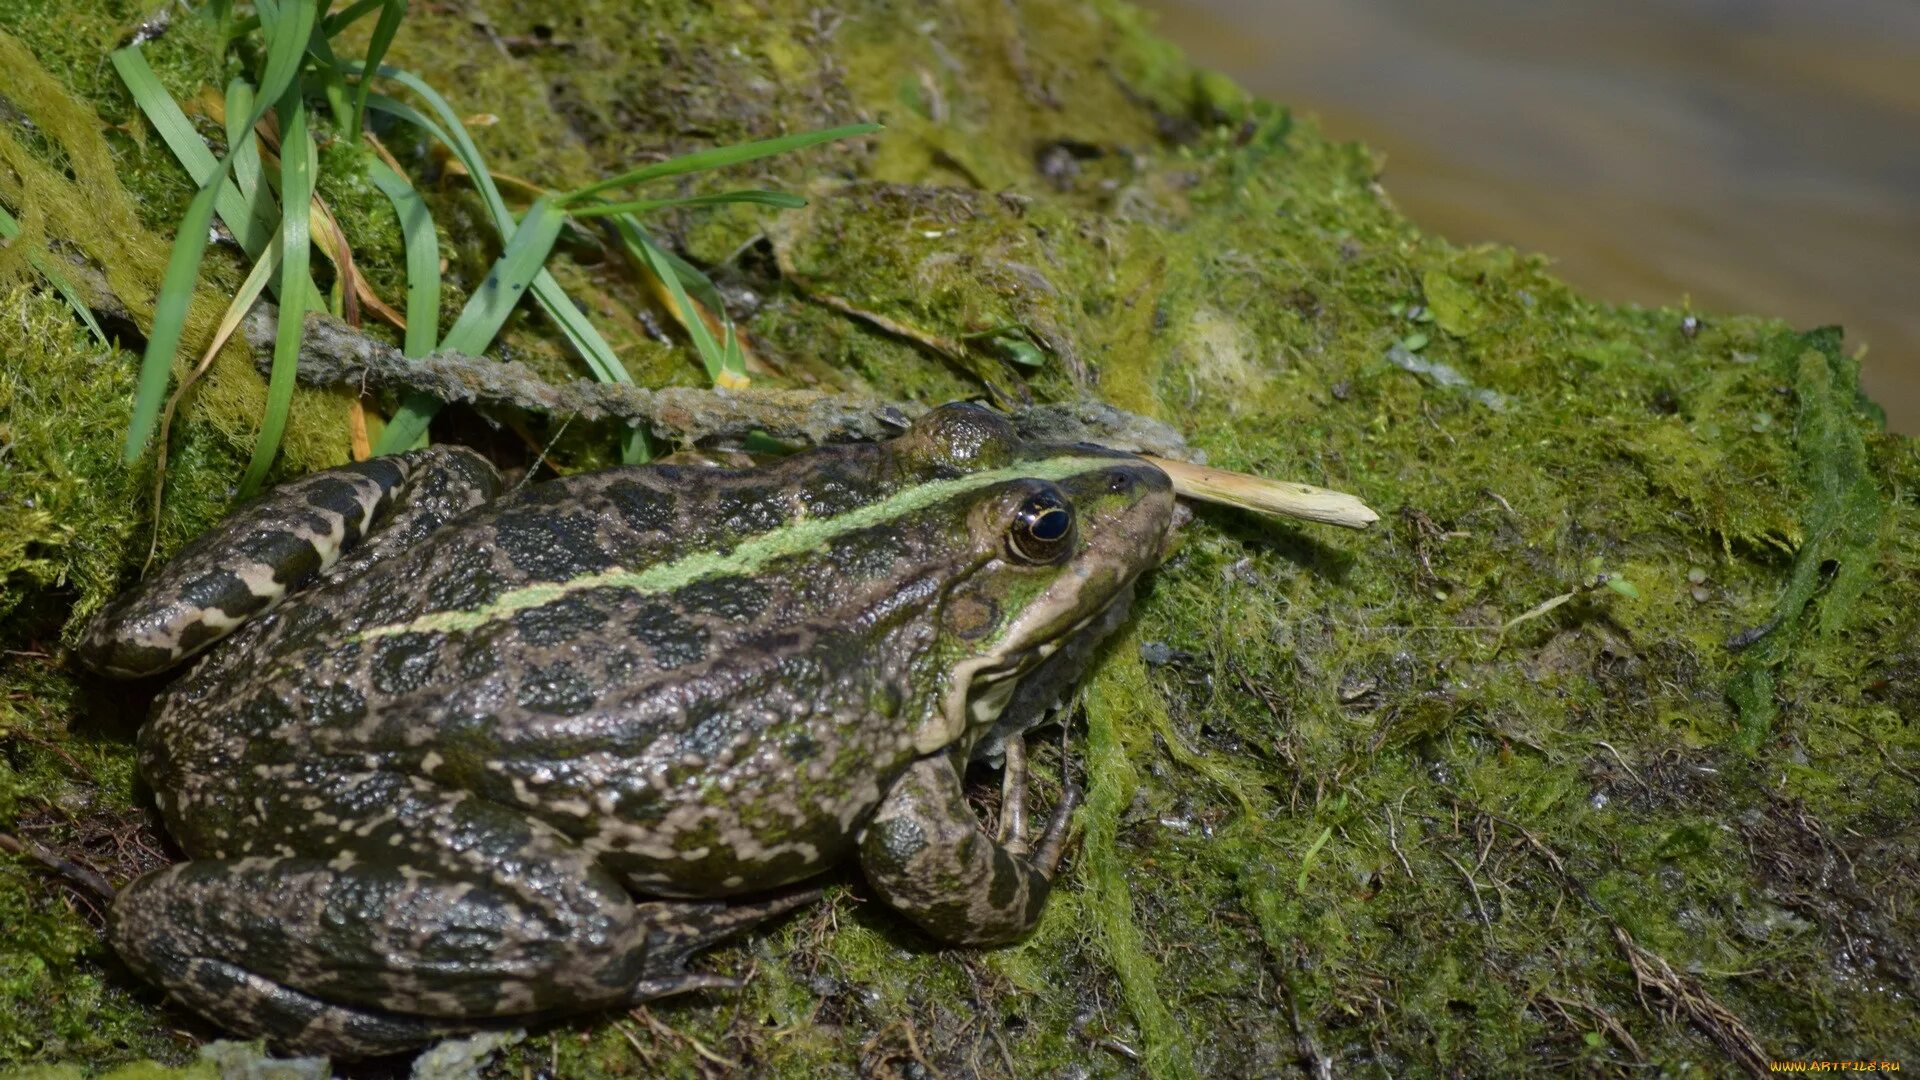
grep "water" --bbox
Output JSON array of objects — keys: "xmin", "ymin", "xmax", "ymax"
[{"xmin": 1138, "ymin": 0, "xmax": 1920, "ymax": 432}]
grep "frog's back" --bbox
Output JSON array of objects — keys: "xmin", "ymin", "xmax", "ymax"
[{"xmin": 142, "ymin": 442, "xmax": 963, "ymax": 891}]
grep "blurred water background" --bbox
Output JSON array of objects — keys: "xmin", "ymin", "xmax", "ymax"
[{"xmin": 1138, "ymin": 0, "xmax": 1920, "ymax": 432}]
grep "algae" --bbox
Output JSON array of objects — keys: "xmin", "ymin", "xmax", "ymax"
[{"xmin": 2, "ymin": 0, "xmax": 1916, "ymax": 1075}]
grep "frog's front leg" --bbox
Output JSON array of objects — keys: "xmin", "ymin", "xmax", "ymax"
[
  {"xmin": 79, "ymin": 447, "xmax": 499, "ymax": 677},
  {"xmin": 859, "ymin": 754, "xmax": 1080, "ymax": 946}
]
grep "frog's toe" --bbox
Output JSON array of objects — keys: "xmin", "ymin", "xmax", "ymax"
[
  {"xmin": 628, "ymin": 972, "xmax": 742, "ymax": 1004},
  {"xmin": 632, "ymin": 888, "xmax": 822, "ymax": 994}
]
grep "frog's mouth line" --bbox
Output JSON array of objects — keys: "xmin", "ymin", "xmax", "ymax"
[{"xmin": 933, "ymin": 604, "xmax": 1112, "ymax": 755}]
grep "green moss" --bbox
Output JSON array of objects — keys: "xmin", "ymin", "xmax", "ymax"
[
  {"xmin": 2, "ymin": 0, "xmax": 1916, "ymax": 1074},
  {"xmin": 1082, "ymin": 642, "xmax": 1196, "ymax": 1080}
]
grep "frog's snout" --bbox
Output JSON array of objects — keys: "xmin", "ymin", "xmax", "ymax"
[{"xmin": 1072, "ymin": 458, "xmax": 1178, "ymax": 574}]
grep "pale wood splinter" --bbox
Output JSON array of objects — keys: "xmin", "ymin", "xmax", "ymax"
[{"xmin": 1143, "ymin": 457, "xmax": 1379, "ymax": 530}]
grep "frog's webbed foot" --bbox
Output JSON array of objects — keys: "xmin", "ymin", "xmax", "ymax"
[
  {"xmin": 626, "ymin": 888, "xmax": 822, "ymax": 1004},
  {"xmin": 78, "ymin": 446, "xmax": 499, "ymax": 678},
  {"xmin": 859, "ymin": 754, "xmax": 1081, "ymax": 946}
]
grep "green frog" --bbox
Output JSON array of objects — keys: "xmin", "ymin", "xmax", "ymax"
[{"xmin": 80, "ymin": 403, "xmax": 1176, "ymax": 1058}]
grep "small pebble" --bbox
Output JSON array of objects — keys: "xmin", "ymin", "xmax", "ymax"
[{"xmin": 1687, "ymin": 566, "xmax": 1707, "ymax": 585}]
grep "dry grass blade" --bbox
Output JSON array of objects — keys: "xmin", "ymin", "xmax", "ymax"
[
  {"xmin": 1611, "ymin": 924, "xmax": 1769, "ymax": 1078},
  {"xmin": 201, "ymin": 92, "xmax": 403, "ymax": 333},
  {"xmin": 146, "ymin": 238, "xmax": 283, "ymax": 571},
  {"xmin": 1143, "ymin": 457, "xmax": 1378, "ymax": 529}
]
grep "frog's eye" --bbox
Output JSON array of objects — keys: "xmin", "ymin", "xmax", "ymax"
[{"xmin": 1007, "ymin": 490, "xmax": 1075, "ymax": 564}]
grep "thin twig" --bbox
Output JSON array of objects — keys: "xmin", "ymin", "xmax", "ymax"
[{"xmin": 0, "ymin": 831, "xmax": 117, "ymax": 907}]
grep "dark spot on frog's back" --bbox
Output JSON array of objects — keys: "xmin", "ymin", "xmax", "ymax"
[
  {"xmin": 675, "ymin": 575, "xmax": 772, "ymax": 622},
  {"xmin": 452, "ymin": 624, "xmax": 510, "ymax": 681},
  {"xmin": 651, "ymin": 622, "xmax": 709, "ymax": 670},
  {"xmin": 602, "ymin": 648, "xmax": 640, "ymax": 683},
  {"xmin": 495, "ymin": 507, "xmax": 614, "ymax": 580},
  {"xmin": 516, "ymin": 660, "xmax": 598, "ymax": 716},
  {"xmin": 353, "ymin": 581, "xmax": 419, "ymax": 627},
  {"xmin": 605, "ymin": 479, "xmax": 678, "ymax": 534},
  {"xmin": 370, "ymin": 633, "xmax": 440, "ymax": 695},
  {"xmin": 170, "ymin": 604, "xmax": 235, "ymax": 658},
  {"xmin": 300, "ymin": 679, "xmax": 369, "ymax": 726},
  {"xmin": 987, "ymin": 848, "xmax": 1021, "ymax": 910},
  {"xmin": 622, "ymin": 598, "xmax": 711, "ymax": 670},
  {"xmin": 829, "ymin": 526, "xmax": 907, "ymax": 578},
  {"xmin": 276, "ymin": 597, "xmax": 346, "ymax": 643},
  {"xmin": 785, "ymin": 730, "xmax": 821, "ymax": 762},
  {"xmin": 708, "ymin": 485, "xmax": 789, "ymax": 536},
  {"xmin": 798, "ymin": 455, "xmax": 891, "ymax": 517},
  {"xmin": 510, "ymin": 595, "xmax": 608, "ymax": 646},
  {"xmin": 426, "ymin": 545, "xmax": 508, "ymax": 611}
]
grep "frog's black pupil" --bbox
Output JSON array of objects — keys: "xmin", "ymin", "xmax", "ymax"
[{"xmin": 1030, "ymin": 508, "xmax": 1070, "ymax": 541}]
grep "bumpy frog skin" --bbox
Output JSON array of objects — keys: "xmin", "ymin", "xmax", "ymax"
[{"xmin": 80, "ymin": 404, "xmax": 1175, "ymax": 1058}]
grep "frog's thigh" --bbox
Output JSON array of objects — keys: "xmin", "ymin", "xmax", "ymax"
[
  {"xmin": 858, "ymin": 756, "xmax": 1074, "ymax": 946},
  {"xmin": 79, "ymin": 446, "xmax": 500, "ymax": 678}
]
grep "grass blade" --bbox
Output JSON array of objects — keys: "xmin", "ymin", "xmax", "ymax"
[
  {"xmin": 300, "ymin": 20, "xmax": 357, "ymax": 135},
  {"xmin": 366, "ymin": 157, "xmax": 443, "ymax": 451},
  {"xmin": 566, "ymin": 190, "xmax": 808, "ymax": 218},
  {"xmin": 357, "ymin": 75, "xmax": 510, "ymax": 233},
  {"xmin": 110, "ymin": 47, "xmax": 272, "ymax": 257},
  {"xmin": 239, "ymin": 89, "xmax": 316, "ymax": 494},
  {"xmin": 366, "ymin": 160, "xmax": 440, "ymax": 357},
  {"xmin": 123, "ymin": 180, "xmax": 222, "ymax": 461},
  {"xmin": 360, "ymin": 66, "xmax": 650, "ymax": 462},
  {"xmin": 612, "ymin": 216, "xmax": 734, "ymax": 383},
  {"xmin": 29, "ymin": 255, "xmax": 109, "ymax": 345},
  {"xmin": 321, "ymin": 0, "xmax": 387, "ymax": 36},
  {"xmin": 142, "ymin": 227, "xmax": 289, "ymax": 572},
  {"xmin": 650, "ymin": 239, "xmax": 731, "ymax": 326},
  {"xmin": 372, "ymin": 197, "xmax": 565, "ymax": 454},
  {"xmin": 0, "ymin": 202, "xmax": 109, "ymax": 345},
  {"xmin": 223, "ymin": 78, "xmax": 275, "ymax": 256},
  {"xmin": 250, "ymin": 0, "xmax": 317, "ymax": 124},
  {"xmin": 347, "ymin": 1, "xmax": 407, "ymax": 144},
  {"xmin": 358, "ymin": 73, "xmax": 624, "ymax": 380},
  {"xmin": 560, "ymin": 123, "xmax": 879, "ymax": 205},
  {"xmin": 438, "ymin": 197, "xmax": 565, "ymax": 357}
]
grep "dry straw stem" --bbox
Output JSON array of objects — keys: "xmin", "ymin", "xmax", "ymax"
[{"xmin": 1143, "ymin": 457, "xmax": 1379, "ymax": 530}]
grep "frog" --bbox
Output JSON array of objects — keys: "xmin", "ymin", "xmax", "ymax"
[{"xmin": 79, "ymin": 403, "xmax": 1177, "ymax": 1058}]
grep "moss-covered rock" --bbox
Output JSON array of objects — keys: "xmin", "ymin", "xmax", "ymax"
[{"xmin": 1, "ymin": 0, "xmax": 1914, "ymax": 1075}]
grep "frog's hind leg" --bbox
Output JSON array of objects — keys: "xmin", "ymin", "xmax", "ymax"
[
  {"xmin": 104, "ymin": 926, "xmax": 463, "ymax": 1060},
  {"xmin": 79, "ymin": 447, "xmax": 499, "ymax": 677},
  {"xmin": 108, "ymin": 777, "xmax": 793, "ymax": 1058},
  {"xmin": 860, "ymin": 755, "xmax": 1081, "ymax": 946}
]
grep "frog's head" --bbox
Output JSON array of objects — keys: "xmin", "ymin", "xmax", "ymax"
[{"xmin": 889, "ymin": 403, "xmax": 1176, "ymax": 755}]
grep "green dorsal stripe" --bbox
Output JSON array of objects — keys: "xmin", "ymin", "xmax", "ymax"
[{"xmin": 359, "ymin": 455, "xmax": 1122, "ymax": 641}]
